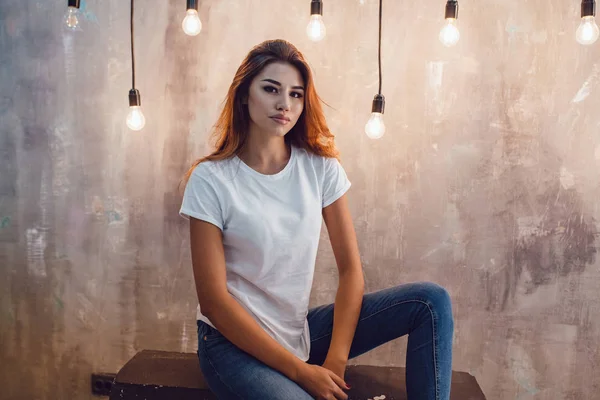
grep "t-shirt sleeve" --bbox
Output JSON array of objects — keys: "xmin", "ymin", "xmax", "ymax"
[
  {"xmin": 179, "ymin": 167, "xmax": 224, "ymax": 231},
  {"xmin": 322, "ymin": 156, "xmax": 352, "ymax": 208}
]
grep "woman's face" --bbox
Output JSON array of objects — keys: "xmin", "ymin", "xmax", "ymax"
[{"xmin": 244, "ymin": 62, "xmax": 305, "ymax": 138}]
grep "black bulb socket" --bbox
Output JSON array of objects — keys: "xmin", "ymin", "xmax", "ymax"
[
  {"xmin": 445, "ymin": 0, "xmax": 459, "ymax": 19},
  {"xmin": 582, "ymin": 0, "xmax": 596, "ymax": 18},
  {"xmin": 311, "ymin": 0, "xmax": 323, "ymax": 16},
  {"xmin": 68, "ymin": 0, "xmax": 81, "ymax": 8},
  {"xmin": 187, "ymin": 0, "xmax": 199, "ymax": 11},
  {"xmin": 129, "ymin": 89, "xmax": 141, "ymax": 107},
  {"xmin": 371, "ymin": 94, "xmax": 385, "ymax": 114}
]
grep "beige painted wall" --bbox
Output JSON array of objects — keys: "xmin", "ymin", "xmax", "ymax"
[{"xmin": 1, "ymin": 0, "xmax": 599, "ymax": 399}]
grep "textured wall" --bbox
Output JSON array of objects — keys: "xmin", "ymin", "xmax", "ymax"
[{"xmin": 1, "ymin": 0, "xmax": 599, "ymax": 399}]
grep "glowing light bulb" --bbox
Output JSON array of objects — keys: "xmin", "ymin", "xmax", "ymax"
[
  {"xmin": 126, "ymin": 106, "xmax": 146, "ymax": 131},
  {"xmin": 182, "ymin": 9, "xmax": 202, "ymax": 36},
  {"xmin": 307, "ymin": 15, "xmax": 326, "ymax": 41},
  {"xmin": 576, "ymin": 15, "xmax": 600, "ymax": 45},
  {"xmin": 365, "ymin": 113, "xmax": 385, "ymax": 139},
  {"xmin": 64, "ymin": 6, "xmax": 80, "ymax": 30},
  {"xmin": 439, "ymin": 18, "xmax": 460, "ymax": 47}
]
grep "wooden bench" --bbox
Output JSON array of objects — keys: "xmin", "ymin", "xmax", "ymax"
[{"xmin": 108, "ymin": 350, "xmax": 486, "ymax": 399}]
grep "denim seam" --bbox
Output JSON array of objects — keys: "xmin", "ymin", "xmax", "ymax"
[
  {"xmin": 310, "ymin": 299, "xmax": 440, "ymax": 399},
  {"xmin": 432, "ymin": 307, "xmax": 440, "ymax": 400},
  {"xmin": 200, "ymin": 340, "xmax": 245, "ymax": 400}
]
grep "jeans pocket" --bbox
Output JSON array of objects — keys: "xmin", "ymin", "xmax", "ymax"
[{"xmin": 198, "ymin": 320, "xmax": 223, "ymax": 342}]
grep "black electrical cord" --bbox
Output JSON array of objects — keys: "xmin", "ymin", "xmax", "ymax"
[
  {"xmin": 368, "ymin": 0, "xmax": 385, "ymax": 118},
  {"xmin": 378, "ymin": 0, "xmax": 382, "ymax": 95},
  {"xmin": 130, "ymin": 0, "xmax": 135, "ymax": 89}
]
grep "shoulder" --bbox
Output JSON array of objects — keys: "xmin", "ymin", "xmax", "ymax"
[
  {"xmin": 190, "ymin": 157, "xmax": 237, "ymax": 183},
  {"xmin": 293, "ymin": 145, "xmax": 338, "ymax": 172}
]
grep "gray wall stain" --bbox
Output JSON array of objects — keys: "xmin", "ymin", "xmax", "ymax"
[{"xmin": 1, "ymin": 0, "xmax": 600, "ymax": 399}]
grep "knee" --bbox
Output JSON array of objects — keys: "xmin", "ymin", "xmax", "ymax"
[{"xmin": 416, "ymin": 282, "xmax": 454, "ymax": 327}]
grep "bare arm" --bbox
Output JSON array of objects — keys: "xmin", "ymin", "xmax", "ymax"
[
  {"xmin": 322, "ymin": 194, "xmax": 364, "ymax": 366},
  {"xmin": 189, "ymin": 217, "xmax": 304, "ymax": 381}
]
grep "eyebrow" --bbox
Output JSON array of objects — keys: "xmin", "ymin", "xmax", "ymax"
[{"xmin": 261, "ymin": 79, "xmax": 305, "ymax": 91}]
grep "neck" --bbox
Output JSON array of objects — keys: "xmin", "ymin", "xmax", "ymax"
[{"xmin": 238, "ymin": 132, "xmax": 291, "ymax": 175}]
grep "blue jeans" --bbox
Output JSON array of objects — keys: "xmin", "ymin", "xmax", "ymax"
[{"xmin": 196, "ymin": 282, "xmax": 454, "ymax": 399}]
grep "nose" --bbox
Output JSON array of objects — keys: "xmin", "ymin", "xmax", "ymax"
[{"xmin": 276, "ymin": 95, "xmax": 290, "ymax": 111}]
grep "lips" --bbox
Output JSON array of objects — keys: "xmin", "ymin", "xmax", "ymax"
[{"xmin": 270, "ymin": 116, "xmax": 290, "ymax": 124}]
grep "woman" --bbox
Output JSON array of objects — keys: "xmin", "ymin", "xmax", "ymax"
[{"xmin": 179, "ymin": 39, "xmax": 454, "ymax": 400}]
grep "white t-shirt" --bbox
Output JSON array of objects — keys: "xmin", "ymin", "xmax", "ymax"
[{"xmin": 179, "ymin": 144, "xmax": 351, "ymax": 361}]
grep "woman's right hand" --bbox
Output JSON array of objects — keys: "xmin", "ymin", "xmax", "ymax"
[{"xmin": 295, "ymin": 363, "xmax": 350, "ymax": 400}]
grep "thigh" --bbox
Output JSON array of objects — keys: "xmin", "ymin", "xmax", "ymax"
[
  {"xmin": 197, "ymin": 321, "xmax": 313, "ymax": 400},
  {"xmin": 307, "ymin": 282, "xmax": 452, "ymax": 365}
]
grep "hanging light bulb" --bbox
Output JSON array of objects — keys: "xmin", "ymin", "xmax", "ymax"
[
  {"xmin": 127, "ymin": 89, "xmax": 146, "ymax": 131},
  {"xmin": 365, "ymin": 0, "xmax": 386, "ymax": 140},
  {"xmin": 126, "ymin": 0, "xmax": 146, "ymax": 131},
  {"xmin": 440, "ymin": 19, "xmax": 460, "ymax": 47},
  {"xmin": 365, "ymin": 95, "xmax": 386, "ymax": 139},
  {"xmin": 182, "ymin": 0, "xmax": 202, "ymax": 36},
  {"xmin": 577, "ymin": 0, "xmax": 599, "ymax": 45},
  {"xmin": 307, "ymin": 0, "xmax": 326, "ymax": 41},
  {"xmin": 440, "ymin": 0, "xmax": 460, "ymax": 47},
  {"xmin": 182, "ymin": 9, "xmax": 202, "ymax": 36},
  {"xmin": 64, "ymin": 0, "xmax": 81, "ymax": 30}
]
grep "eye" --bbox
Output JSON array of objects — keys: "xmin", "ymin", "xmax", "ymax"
[{"xmin": 263, "ymin": 85, "xmax": 304, "ymax": 99}]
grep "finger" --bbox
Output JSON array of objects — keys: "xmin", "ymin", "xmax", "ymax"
[
  {"xmin": 332, "ymin": 385, "xmax": 349, "ymax": 400},
  {"xmin": 328, "ymin": 371, "xmax": 349, "ymax": 390}
]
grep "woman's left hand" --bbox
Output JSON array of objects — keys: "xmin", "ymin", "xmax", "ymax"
[{"xmin": 321, "ymin": 357, "xmax": 347, "ymax": 381}]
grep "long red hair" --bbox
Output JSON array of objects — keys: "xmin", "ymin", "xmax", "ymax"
[{"xmin": 181, "ymin": 39, "xmax": 340, "ymax": 188}]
